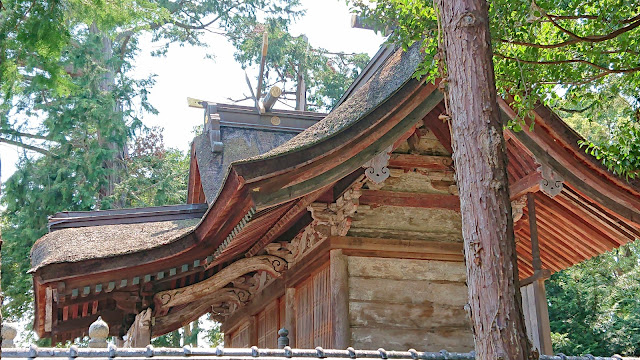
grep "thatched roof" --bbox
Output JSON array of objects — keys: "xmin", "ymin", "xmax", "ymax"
[
  {"xmin": 30, "ymin": 219, "xmax": 198, "ymax": 272},
  {"xmin": 238, "ymin": 43, "xmax": 422, "ymax": 164},
  {"xmin": 193, "ymin": 127, "xmax": 300, "ymax": 204}
]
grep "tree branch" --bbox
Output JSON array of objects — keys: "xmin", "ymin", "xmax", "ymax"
[
  {"xmin": 494, "ymin": 53, "xmax": 640, "ymax": 74},
  {"xmin": 0, "ymin": 129, "xmax": 51, "ymax": 141},
  {"xmin": 500, "ymin": 13, "xmax": 640, "ymax": 49},
  {"xmin": 0, "ymin": 137, "xmax": 55, "ymax": 156}
]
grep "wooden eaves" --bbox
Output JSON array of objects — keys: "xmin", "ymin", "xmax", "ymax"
[{"xmin": 29, "ymin": 42, "xmax": 640, "ymax": 342}]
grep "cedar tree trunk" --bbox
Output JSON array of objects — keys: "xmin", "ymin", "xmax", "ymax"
[{"xmin": 435, "ymin": 0, "xmax": 532, "ymax": 359}]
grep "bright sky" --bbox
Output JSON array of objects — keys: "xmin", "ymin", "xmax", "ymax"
[{"xmin": 0, "ymin": 0, "xmax": 384, "ymax": 184}]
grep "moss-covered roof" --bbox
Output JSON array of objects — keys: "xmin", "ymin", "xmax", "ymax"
[{"xmin": 30, "ymin": 219, "xmax": 198, "ymax": 272}]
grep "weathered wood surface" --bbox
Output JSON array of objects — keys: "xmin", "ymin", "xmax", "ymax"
[
  {"xmin": 284, "ymin": 288, "xmax": 296, "ymax": 347},
  {"xmin": 331, "ymin": 236, "xmax": 464, "ymax": 262},
  {"xmin": 351, "ymin": 327, "xmax": 473, "ymax": 352},
  {"xmin": 347, "ymin": 256, "xmax": 466, "ymax": 282},
  {"xmin": 349, "ymin": 205, "xmax": 462, "ymax": 241},
  {"xmin": 330, "ymin": 249, "xmax": 350, "ymax": 349},
  {"xmin": 349, "ymin": 277, "xmax": 467, "ymax": 306},
  {"xmin": 154, "ymin": 255, "xmax": 286, "ymax": 311},
  {"xmin": 359, "ymin": 190, "xmax": 460, "ymax": 211},
  {"xmin": 521, "ymin": 280, "xmax": 553, "ymax": 355},
  {"xmin": 347, "ymin": 256, "xmax": 472, "ymax": 351},
  {"xmin": 436, "ymin": 0, "xmax": 531, "ymax": 358},
  {"xmin": 393, "ymin": 125, "xmax": 451, "ymax": 156},
  {"xmin": 349, "ymin": 301, "xmax": 468, "ymax": 329},
  {"xmin": 368, "ymin": 168, "xmax": 456, "ymax": 195}
]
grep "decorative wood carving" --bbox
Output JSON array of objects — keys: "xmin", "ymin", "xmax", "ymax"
[
  {"xmin": 123, "ymin": 308, "xmax": 152, "ymax": 348},
  {"xmin": 537, "ymin": 164, "xmax": 563, "ymax": 198},
  {"xmin": 511, "ymin": 195, "xmax": 527, "ymax": 223},
  {"xmin": 362, "ymin": 146, "xmax": 392, "ymax": 183},
  {"xmin": 266, "ymin": 187, "xmax": 361, "ymax": 265},
  {"xmin": 152, "ymin": 288, "xmax": 251, "ymax": 334},
  {"xmin": 154, "ymin": 255, "xmax": 286, "ymax": 312}
]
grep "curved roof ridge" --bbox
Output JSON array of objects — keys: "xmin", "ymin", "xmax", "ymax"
[{"xmin": 233, "ymin": 42, "xmax": 424, "ymax": 164}]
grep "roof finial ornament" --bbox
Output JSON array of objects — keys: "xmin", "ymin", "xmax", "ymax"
[{"xmin": 88, "ymin": 316, "xmax": 109, "ymax": 348}]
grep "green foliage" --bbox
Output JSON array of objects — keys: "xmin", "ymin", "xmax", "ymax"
[
  {"xmin": 152, "ymin": 330, "xmax": 182, "ymax": 347},
  {"xmin": 0, "ymin": 130, "xmax": 189, "ymax": 319},
  {"xmin": 107, "ymin": 127, "xmax": 190, "ymax": 208},
  {"xmin": 230, "ymin": 18, "xmax": 370, "ymax": 111},
  {"xmin": 546, "ymin": 241, "xmax": 640, "ymax": 356},
  {"xmin": 349, "ymin": 0, "xmax": 640, "ymax": 176},
  {"xmin": 205, "ymin": 321, "xmax": 223, "ymax": 347},
  {"xmin": 0, "ymin": 0, "xmax": 302, "ymax": 329}
]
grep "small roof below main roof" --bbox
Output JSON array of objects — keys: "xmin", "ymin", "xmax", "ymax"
[{"xmin": 30, "ymin": 218, "xmax": 199, "ymax": 272}]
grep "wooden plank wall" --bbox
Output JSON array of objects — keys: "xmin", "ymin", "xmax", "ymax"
[
  {"xmin": 347, "ymin": 256, "xmax": 473, "ymax": 351},
  {"xmin": 295, "ymin": 264, "xmax": 332, "ymax": 348}
]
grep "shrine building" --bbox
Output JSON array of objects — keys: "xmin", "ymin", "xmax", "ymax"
[{"xmin": 28, "ymin": 43, "xmax": 640, "ymax": 353}]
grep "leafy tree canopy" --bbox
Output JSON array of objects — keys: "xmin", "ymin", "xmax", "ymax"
[
  {"xmin": 547, "ymin": 241, "xmax": 640, "ymax": 356},
  {"xmin": 350, "ymin": 0, "xmax": 640, "ymax": 177},
  {"xmin": 229, "ymin": 18, "xmax": 370, "ymax": 111},
  {"xmin": 0, "ymin": 0, "xmax": 300, "ymax": 325}
]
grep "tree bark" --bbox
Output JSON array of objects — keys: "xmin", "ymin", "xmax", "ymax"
[
  {"xmin": 435, "ymin": 1, "xmax": 531, "ymax": 359},
  {"xmin": 90, "ymin": 23, "xmax": 127, "ymax": 208}
]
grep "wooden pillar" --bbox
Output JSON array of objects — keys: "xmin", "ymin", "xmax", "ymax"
[
  {"xmin": 248, "ymin": 315, "xmax": 258, "ymax": 346},
  {"xmin": 115, "ymin": 337, "xmax": 125, "ymax": 347},
  {"xmin": 224, "ymin": 332, "xmax": 232, "ymax": 347},
  {"xmin": 522, "ymin": 193, "xmax": 553, "ymax": 355},
  {"xmin": 124, "ymin": 308, "xmax": 152, "ymax": 347},
  {"xmin": 284, "ymin": 288, "xmax": 296, "ymax": 347},
  {"xmin": 330, "ymin": 249, "xmax": 350, "ymax": 348}
]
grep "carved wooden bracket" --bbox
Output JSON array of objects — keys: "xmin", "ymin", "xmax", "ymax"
[
  {"xmin": 362, "ymin": 146, "xmax": 392, "ymax": 183},
  {"xmin": 152, "ymin": 287, "xmax": 252, "ymax": 333},
  {"xmin": 511, "ymin": 195, "xmax": 527, "ymax": 223},
  {"xmin": 266, "ymin": 186, "xmax": 362, "ymax": 265},
  {"xmin": 154, "ymin": 255, "xmax": 287, "ymax": 312},
  {"xmin": 537, "ymin": 164, "xmax": 563, "ymax": 198}
]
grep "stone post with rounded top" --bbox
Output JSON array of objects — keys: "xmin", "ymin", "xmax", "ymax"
[
  {"xmin": 88, "ymin": 316, "xmax": 109, "ymax": 348},
  {"xmin": 1, "ymin": 322, "xmax": 18, "ymax": 348}
]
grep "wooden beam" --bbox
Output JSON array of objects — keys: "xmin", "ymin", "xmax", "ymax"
[
  {"xmin": 527, "ymin": 193, "xmax": 542, "ymax": 271},
  {"xmin": 388, "ymin": 153, "xmax": 453, "ymax": 170},
  {"xmin": 559, "ymin": 188, "xmax": 639, "ymax": 242},
  {"xmin": 154, "ymin": 255, "xmax": 287, "ymax": 312},
  {"xmin": 249, "ymin": 315, "xmax": 258, "ymax": 347},
  {"xmin": 263, "ymin": 86, "xmax": 282, "ymax": 112},
  {"xmin": 519, "ymin": 269, "xmax": 551, "ymax": 288},
  {"xmin": 359, "ymin": 190, "xmax": 460, "ymax": 211},
  {"xmin": 53, "ymin": 310, "xmax": 123, "ymax": 334},
  {"xmin": 153, "ymin": 288, "xmax": 251, "ymax": 337},
  {"xmin": 220, "ymin": 279, "xmax": 285, "ymax": 334},
  {"xmin": 284, "ymin": 288, "xmax": 296, "ymax": 347},
  {"xmin": 423, "ymin": 106, "xmax": 453, "ymax": 154},
  {"xmin": 330, "ymin": 249, "xmax": 350, "ymax": 348},
  {"xmin": 246, "ymin": 186, "xmax": 328, "ymax": 257},
  {"xmin": 520, "ymin": 279, "xmax": 553, "ymax": 355},
  {"xmin": 510, "ymin": 172, "xmax": 542, "ymax": 200},
  {"xmin": 329, "ymin": 236, "xmax": 464, "ymax": 262},
  {"xmin": 499, "ymin": 99, "xmax": 640, "ymax": 227}
]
